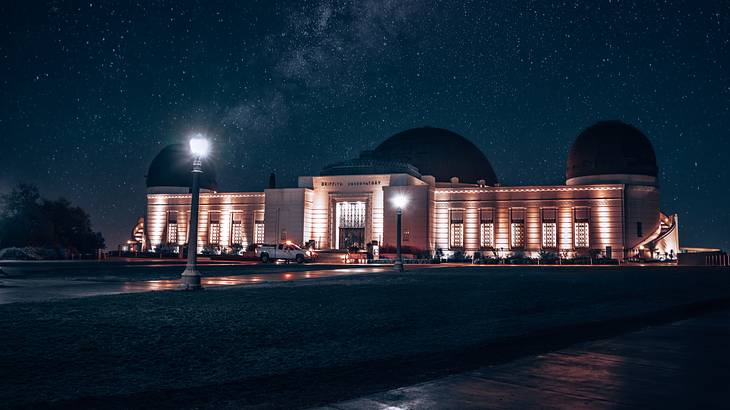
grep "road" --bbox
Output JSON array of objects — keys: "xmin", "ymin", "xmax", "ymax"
[{"xmin": 0, "ymin": 260, "xmax": 389, "ymax": 304}]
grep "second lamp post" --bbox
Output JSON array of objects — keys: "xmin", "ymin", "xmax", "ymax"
[{"xmin": 392, "ymin": 194, "xmax": 408, "ymax": 272}]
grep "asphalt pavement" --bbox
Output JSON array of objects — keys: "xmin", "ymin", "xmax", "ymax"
[{"xmin": 0, "ymin": 263, "xmax": 387, "ymax": 304}]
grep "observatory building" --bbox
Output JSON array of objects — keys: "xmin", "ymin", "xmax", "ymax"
[{"xmin": 141, "ymin": 121, "xmax": 679, "ymax": 260}]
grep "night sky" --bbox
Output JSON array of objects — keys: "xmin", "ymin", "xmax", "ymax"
[{"xmin": 1, "ymin": 1, "xmax": 728, "ymax": 250}]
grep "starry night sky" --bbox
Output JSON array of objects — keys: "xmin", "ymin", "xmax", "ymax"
[{"xmin": 1, "ymin": 1, "xmax": 728, "ymax": 250}]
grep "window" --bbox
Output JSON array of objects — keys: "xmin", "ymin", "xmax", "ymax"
[
  {"xmin": 510, "ymin": 208, "xmax": 525, "ymax": 248},
  {"xmin": 449, "ymin": 209, "xmax": 464, "ymax": 248},
  {"xmin": 541, "ymin": 208, "xmax": 557, "ymax": 248},
  {"xmin": 574, "ymin": 207, "xmax": 590, "ymax": 248},
  {"xmin": 403, "ymin": 229, "xmax": 410, "ymax": 242},
  {"xmin": 480, "ymin": 208, "xmax": 494, "ymax": 248},
  {"xmin": 208, "ymin": 212, "xmax": 220, "ymax": 245},
  {"xmin": 637, "ymin": 222, "xmax": 643, "ymax": 237},
  {"xmin": 254, "ymin": 211, "xmax": 265, "ymax": 244},
  {"xmin": 167, "ymin": 211, "xmax": 178, "ymax": 244},
  {"xmin": 231, "ymin": 212, "xmax": 243, "ymax": 246},
  {"xmin": 337, "ymin": 201, "xmax": 366, "ymax": 229}
]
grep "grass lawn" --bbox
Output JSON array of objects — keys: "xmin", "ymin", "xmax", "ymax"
[{"xmin": 1, "ymin": 265, "xmax": 730, "ymax": 409}]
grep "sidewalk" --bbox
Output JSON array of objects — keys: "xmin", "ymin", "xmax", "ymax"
[{"xmin": 318, "ymin": 310, "xmax": 730, "ymax": 409}]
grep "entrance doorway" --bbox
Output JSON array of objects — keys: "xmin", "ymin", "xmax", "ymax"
[
  {"xmin": 335, "ymin": 201, "xmax": 366, "ymax": 249},
  {"xmin": 339, "ymin": 227, "xmax": 365, "ymax": 249}
]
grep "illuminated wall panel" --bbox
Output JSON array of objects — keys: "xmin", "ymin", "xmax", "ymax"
[
  {"xmin": 146, "ymin": 192, "xmax": 265, "ymax": 252},
  {"xmin": 494, "ymin": 207, "xmax": 510, "ymax": 251},
  {"xmin": 558, "ymin": 207, "xmax": 573, "ymax": 251},
  {"xmin": 525, "ymin": 207, "xmax": 541, "ymax": 250},
  {"xmin": 433, "ymin": 203, "xmax": 450, "ymax": 251},
  {"xmin": 303, "ymin": 189, "xmax": 314, "ymax": 244},
  {"xmin": 464, "ymin": 207, "xmax": 480, "ymax": 251}
]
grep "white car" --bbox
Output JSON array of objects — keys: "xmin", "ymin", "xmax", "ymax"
[{"xmin": 256, "ymin": 242, "xmax": 315, "ymax": 263}]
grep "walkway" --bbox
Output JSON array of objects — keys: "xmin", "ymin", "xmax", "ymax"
[{"xmin": 319, "ymin": 310, "xmax": 730, "ymax": 409}]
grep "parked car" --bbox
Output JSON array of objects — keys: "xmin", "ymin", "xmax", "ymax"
[{"xmin": 255, "ymin": 242, "xmax": 316, "ymax": 263}]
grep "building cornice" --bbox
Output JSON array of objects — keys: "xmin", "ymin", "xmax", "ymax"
[
  {"xmin": 434, "ymin": 185, "xmax": 624, "ymax": 194},
  {"xmin": 147, "ymin": 192, "xmax": 265, "ymax": 199}
]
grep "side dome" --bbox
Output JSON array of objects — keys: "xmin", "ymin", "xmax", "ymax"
[
  {"xmin": 146, "ymin": 144, "xmax": 218, "ymax": 191},
  {"xmin": 371, "ymin": 127, "xmax": 498, "ymax": 185},
  {"xmin": 566, "ymin": 121, "xmax": 658, "ymax": 184}
]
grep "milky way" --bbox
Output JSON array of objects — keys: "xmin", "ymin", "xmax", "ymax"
[{"xmin": 1, "ymin": 1, "xmax": 728, "ymax": 249}]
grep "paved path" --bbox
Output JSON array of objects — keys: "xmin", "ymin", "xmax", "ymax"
[
  {"xmin": 0, "ymin": 266, "xmax": 385, "ymax": 304},
  {"xmin": 319, "ymin": 310, "xmax": 730, "ymax": 409}
]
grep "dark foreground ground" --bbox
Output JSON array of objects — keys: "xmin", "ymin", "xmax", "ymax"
[
  {"xmin": 1, "ymin": 265, "xmax": 730, "ymax": 409},
  {"xmin": 322, "ymin": 310, "xmax": 730, "ymax": 409}
]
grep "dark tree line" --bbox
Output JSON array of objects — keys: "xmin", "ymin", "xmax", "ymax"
[{"xmin": 0, "ymin": 184, "xmax": 105, "ymax": 254}]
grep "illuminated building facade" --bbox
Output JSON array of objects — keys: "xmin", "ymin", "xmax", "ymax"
[{"xmin": 142, "ymin": 122, "xmax": 679, "ymax": 260}]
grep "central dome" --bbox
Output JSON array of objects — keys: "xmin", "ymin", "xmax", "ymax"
[{"xmin": 372, "ymin": 127, "xmax": 498, "ymax": 185}]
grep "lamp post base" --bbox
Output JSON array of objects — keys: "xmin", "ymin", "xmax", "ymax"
[
  {"xmin": 393, "ymin": 260, "xmax": 404, "ymax": 272},
  {"xmin": 181, "ymin": 268, "xmax": 203, "ymax": 290}
]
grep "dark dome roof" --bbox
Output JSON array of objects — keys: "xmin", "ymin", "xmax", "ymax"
[
  {"xmin": 371, "ymin": 127, "xmax": 498, "ymax": 185},
  {"xmin": 146, "ymin": 144, "xmax": 218, "ymax": 190},
  {"xmin": 566, "ymin": 121, "xmax": 658, "ymax": 181}
]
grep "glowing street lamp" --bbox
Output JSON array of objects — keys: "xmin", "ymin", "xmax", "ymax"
[
  {"xmin": 392, "ymin": 194, "xmax": 408, "ymax": 272},
  {"xmin": 189, "ymin": 136, "xmax": 209, "ymax": 158},
  {"xmin": 181, "ymin": 133, "xmax": 209, "ymax": 290}
]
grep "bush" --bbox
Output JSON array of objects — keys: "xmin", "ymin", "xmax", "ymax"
[
  {"xmin": 201, "ymin": 245, "xmax": 220, "ymax": 256},
  {"xmin": 538, "ymin": 250, "xmax": 560, "ymax": 265},
  {"xmin": 447, "ymin": 250, "xmax": 472, "ymax": 263},
  {"xmin": 0, "ymin": 247, "xmax": 63, "ymax": 260}
]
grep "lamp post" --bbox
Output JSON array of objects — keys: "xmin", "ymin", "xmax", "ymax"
[
  {"xmin": 392, "ymin": 194, "xmax": 408, "ymax": 272},
  {"xmin": 181, "ymin": 134, "xmax": 209, "ymax": 290}
]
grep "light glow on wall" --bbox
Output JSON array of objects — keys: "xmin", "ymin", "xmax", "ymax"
[
  {"xmin": 144, "ymin": 175, "xmax": 640, "ymax": 258},
  {"xmin": 146, "ymin": 192, "xmax": 264, "ymax": 252},
  {"xmin": 559, "ymin": 207, "xmax": 573, "ymax": 252},
  {"xmin": 595, "ymin": 205, "xmax": 612, "ymax": 247},
  {"xmin": 433, "ymin": 204, "xmax": 450, "ymax": 251},
  {"xmin": 464, "ymin": 207, "xmax": 480, "ymax": 250}
]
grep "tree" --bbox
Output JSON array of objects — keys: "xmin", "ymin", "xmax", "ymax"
[
  {"xmin": 0, "ymin": 184, "xmax": 105, "ymax": 255},
  {"xmin": 41, "ymin": 198, "xmax": 105, "ymax": 253},
  {"xmin": 0, "ymin": 184, "xmax": 45, "ymax": 248}
]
